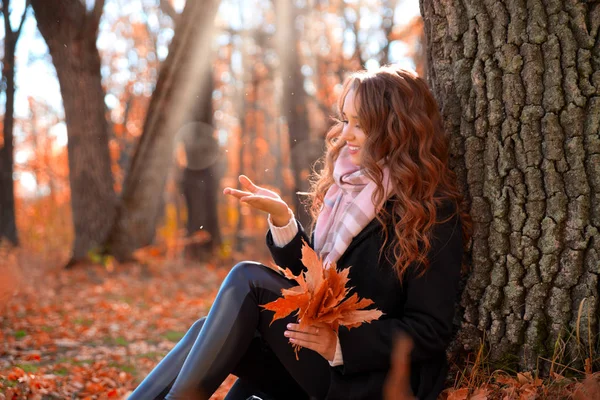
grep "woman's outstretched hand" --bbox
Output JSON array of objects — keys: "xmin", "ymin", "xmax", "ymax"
[
  {"xmin": 223, "ymin": 175, "xmax": 291, "ymax": 226},
  {"xmin": 284, "ymin": 322, "xmax": 337, "ymax": 362}
]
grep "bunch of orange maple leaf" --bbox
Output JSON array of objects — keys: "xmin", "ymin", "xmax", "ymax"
[{"xmin": 261, "ymin": 239, "xmax": 383, "ymax": 357}]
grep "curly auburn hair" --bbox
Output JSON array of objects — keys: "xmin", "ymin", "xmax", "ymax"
[{"xmin": 307, "ymin": 66, "xmax": 472, "ymax": 281}]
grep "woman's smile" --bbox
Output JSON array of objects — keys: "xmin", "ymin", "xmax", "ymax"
[{"xmin": 347, "ymin": 144, "xmax": 360, "ymax": 155}]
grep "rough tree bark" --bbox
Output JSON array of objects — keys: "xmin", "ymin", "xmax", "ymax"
[
  {"xmin": 104, "ymin": 0, "xmax": 221, "ymax": 260},
  {"xmin": 420, "ymin": 0, "xmax": 599, "ymax": 370},
  {"xmin": 0, "ymin": 0, "xmax": 29, "ymax": 246},
  {"xmin": 32, "ymin": 0, "xmax": 117, "ymax": 264}
]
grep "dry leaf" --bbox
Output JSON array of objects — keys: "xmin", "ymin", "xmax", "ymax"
[
  {"xmin": 261, "ymin": 239, "xmax": 383, "ymax": 358},
  {"xmin": 496, "ymin": 374, "xmax": 517, "ymax": 386},
  {"xmin": 446, "ymin": 387, "xmax": 469, "ymax": 400},
  {"xmin": 517, "ymin": 372, "xmax": 532, "ymax": 385},
  {"xmin": 573, "ymin": 373, "xmax": 600, "ymax": 400},
  {"xmin": 518, "ymin": 384, "xmax": 538, "ymax": 400},
  {"xmin": 470, "ymin": 387, "xmax": 489, "ymax": 400}
]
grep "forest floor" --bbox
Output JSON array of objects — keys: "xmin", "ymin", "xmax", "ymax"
[
  {"xmin": 0, "ymin": 247, "xmax": 599, "ymax": 400},
  {"xmin": 0, "ymin": 247, "xmax": 266, "ymax": 400}
]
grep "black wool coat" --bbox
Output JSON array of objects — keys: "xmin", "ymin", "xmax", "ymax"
[{"xmin": 266, "ymin": 199, "xmax": 464, "ymax": 400}]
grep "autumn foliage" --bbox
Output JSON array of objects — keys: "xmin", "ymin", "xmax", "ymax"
[{"xmin": 261, "ymin": 240, "xmax": 383, "ymax": 357}]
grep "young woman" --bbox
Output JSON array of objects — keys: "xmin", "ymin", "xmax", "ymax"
[{"xmin": 128, "ymin": 66, "xmax": 471, "ymax": 400}]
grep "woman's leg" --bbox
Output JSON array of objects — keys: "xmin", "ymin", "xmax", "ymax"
[
  {"xmin": 128, "ymin": 318, "xmax": 306, "ymax": 400},
  {"xmin": 128, "ymin": 317, "xmax": 207, "ymax": 399},
  {"xmin": 226, "ymin": 334, "xmax": 309, "ymax": 400},
  {"xmin": 165, "ymin": 261, "xmax": 330, "ymax": 400}
]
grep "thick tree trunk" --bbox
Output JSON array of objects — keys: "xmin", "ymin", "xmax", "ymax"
[
  {"xmin": 420, "ymin": 0, "xmax": 600, "ymax": 371},
  {"xmin": 0, "ymin": 8, "xmax": 20, "ymax": 246},
  {"xmin": 32, "ymin": 0, "xmax": 117, "ymax": 263},
  {"xmin": 105, "ymin": 0, "xmax": 221, "ymax": 260}
]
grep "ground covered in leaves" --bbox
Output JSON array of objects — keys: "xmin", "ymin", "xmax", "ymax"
[{"xmin": 0, "ymin": 251, "xmax": 243, "ymax": 399}]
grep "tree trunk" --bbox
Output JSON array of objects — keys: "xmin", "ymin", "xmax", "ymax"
[
  {"xmin": 275, "ymin": 0, "xmax": 317, "ymax": 228},
  {"xmin": 420, "ymin": 0, "xmax": 600, "ymax": 371},
  {"xmin": 32, "ymin": 0, "xmax": 117, "ymax": 263},
  {"xmin": 181, "ymin": 70, "xmax": 221, "ymax": 261},
  {"xmin": 0, "ymin": 0, "xmax": 27, "ymax": 246},
  {"xmin": 105, "ymin": 0, "xmax": 221, "ymax": 260}
]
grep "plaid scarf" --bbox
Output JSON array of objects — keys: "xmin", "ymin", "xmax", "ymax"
[{"xmin": 314, "ymin": 146, "xmax": 391, "ymax": 267}]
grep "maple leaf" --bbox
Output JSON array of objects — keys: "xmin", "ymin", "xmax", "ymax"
[{"xmin": 261, "ymin": 239, "xmax": 383, "ymax": 358}]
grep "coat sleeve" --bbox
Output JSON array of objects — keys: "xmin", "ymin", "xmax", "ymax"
[
  {"xmin": 266, "ymin": 219, "xmax": 314, "ymax": 276},
  {"xmin": 337, "ymin": 204, "xmax": 463, "ymax": 375}
]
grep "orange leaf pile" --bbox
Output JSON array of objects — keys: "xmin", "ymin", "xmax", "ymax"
[{"xmin": 261, "ymin": 239, "xmax": 383, "ymax": 356}]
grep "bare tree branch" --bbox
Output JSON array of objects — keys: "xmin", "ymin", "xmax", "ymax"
[
  {"xmin": 88, "ymin": 0, "xmax": 105, "ymax": 34},
  {"xmin": 2, "ymin": 0, "xmax": 11, "ymax": 40},
  {"xmin": 15, "ymin": 0, "xmax": 31, "ymax": 37}
]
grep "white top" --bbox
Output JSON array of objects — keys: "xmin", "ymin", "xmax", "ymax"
[{"xmin": 268, "ymin": 209, "xmax": 344, "ymax": 367}]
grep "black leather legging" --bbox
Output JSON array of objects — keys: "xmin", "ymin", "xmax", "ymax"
[{"xmin": 128, "ymin": 261, "xmax": 331, "ymax": 400}]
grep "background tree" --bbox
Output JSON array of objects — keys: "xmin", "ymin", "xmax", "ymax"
[
  {"xmin": 31, "ymin": 0, "xmax": 117, "ymax": 265},
  {"xmin": 179, "ymin": 70, "xmax": 223, "ymax": 261},
  {"xmin": 275, "ymin": 0, "xmax": 317, "ymax": 227},
  {"xmin": 104, "ymin": 0, "xmax": 221, "ymax": 260},
  {"xmin": 421, "ymin": 0, "xmax": 599, "ymax": 371},
  {"xmin": 0, "ymin": 0, "xmax": 30, "ymax": 245}
]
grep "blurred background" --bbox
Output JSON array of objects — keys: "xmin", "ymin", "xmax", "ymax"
[{"xmin": 1, "ymin": 0, "xmax": 425, "ymax": 267}]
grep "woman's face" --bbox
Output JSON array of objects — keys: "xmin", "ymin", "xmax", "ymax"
[{"xmin": 340, "ymin": 89, "xmax": 367, "ymax": 166}]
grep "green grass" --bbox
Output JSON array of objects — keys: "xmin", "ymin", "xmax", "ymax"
[
  {"xmin": 108, "ymin": 362, "xmax": 136, "ymax": 374},
  {"xmin": 114, "ymin": 336, "xmax": 129, "ymax": 346},
  {"xmin": 71, "ymin": 359, "xmax": 94, "ymax": 366},
  {"xmin": 15, "ymin": 363, "xmax": 38, "ymax": 373},
  {"xmin": 163, "ymin": 331, "xmax": 185, "ymax": 342},
  {"xmin": 72, "ymin": 318, "xmax": 94, "ymax": 326},
  {"xmin": 104, "ymin": 336, "xmax": 129, "ymax": 346},
  {"xmin": 14, "ymin": 330, "xmax": 27, "ymax": 339},
  {"xmin": 1, "ymin": 378, "xmax": 18, "ymax": 387}
]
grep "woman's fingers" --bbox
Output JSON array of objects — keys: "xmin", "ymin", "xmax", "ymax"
[
  {"xmin": 285, "ymin": 323, "xmax": 337, "ymax": 361},
  {"xmin": 287, "ymin": 323, "xmax": 320, "ymax": 335},
  {"xmin": 225, "ymin": 177, "xmax": 289, "ymax": 215},
  {"xmin": 240, "ymin": 195, "xmax": 285, "ymax": 215},
  {"xmin": 284, "ymin": 329, "xmax": 320, "ymax": 344},
  {"xmin": 239, "ymin": 175, "xmax": 259, "ymax": 193},
  {"xmin": 223, "ymin": 188, "xmax": 252, "ymax": 199}
]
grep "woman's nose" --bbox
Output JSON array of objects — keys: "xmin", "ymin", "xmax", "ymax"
[{"xmin": 340, "ymin": 125, "xmax": 353, "ymax": 141}]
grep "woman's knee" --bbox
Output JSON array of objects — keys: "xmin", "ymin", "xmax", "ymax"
[
  {"xmin": 227, "ymin": 261, "xmax": 270, "ymax": 285},
  {"xmin": 189, "ymin": 316, "xmax": 207, "ymax": 335},
  {"xmin": 178, "ymin": 316, "xmax": 206, "ymax": 347},
  {"xmin": 225, "ymin": 261, "xmax": 294, "ymax": 297}
]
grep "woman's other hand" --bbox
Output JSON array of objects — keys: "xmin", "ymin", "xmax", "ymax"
[
  {"xmin": 284, "ymin": 322, "xmax": 337, "ymax": 362},
  {"xmin": 223, "ymin": 175, "xmax": 291, "ymax": 226}
]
